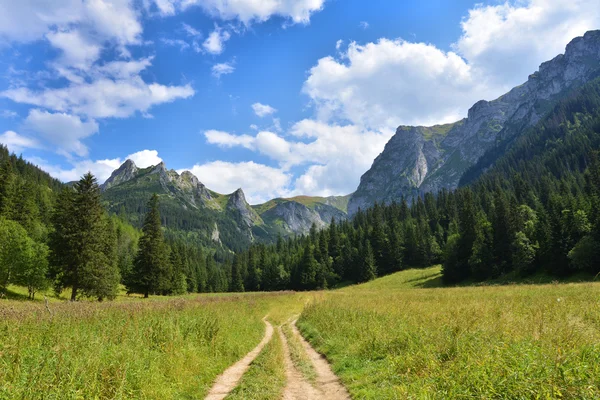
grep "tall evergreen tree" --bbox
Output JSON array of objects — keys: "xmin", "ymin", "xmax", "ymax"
[{"xmin": 127, "ymin": 194, "xmax": 171, "ymax": 298}]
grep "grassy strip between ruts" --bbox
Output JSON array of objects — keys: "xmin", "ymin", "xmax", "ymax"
[
  {"xmin": 282, "ymin": 322, "xmax": 317, "ymax": 384},
  {"xmin": 298, "ymin": 266, "xmax": 600, "ymax": 399},
  {"xmin": 0, "ymin": 292, "xmax": 297, "ymax": 399},
  {"xmin": 226, "ymin": 322, "xmax": 286, "ymax": 400}
]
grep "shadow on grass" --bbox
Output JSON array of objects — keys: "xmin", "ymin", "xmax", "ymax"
[
  {"xmin": 2, "ymin": 288, "xmax": 31, "ymax": 301},
  {"xmin": 410, "ymin": 273, "xmax": 444, "ymax": 288}
]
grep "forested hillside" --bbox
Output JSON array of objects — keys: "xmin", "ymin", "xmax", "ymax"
[{"xmin": 228, "ymin": 77, "xmax": 600, "ymax": 290}]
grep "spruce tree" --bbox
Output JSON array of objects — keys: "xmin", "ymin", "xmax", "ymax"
[
  {"xmin": 230, "ymin": 254, "xmax": 245, "ymax": 292},
  {"xmin": 128, "ymin": 194, "xmax": 171, "ymax": 298},
  {"xmin": 359, "ymin": 240, "xmax": 377, "ymax": 282},
  {"xmin": 50, "ymin": 173, "xmax": 119, "ymax": 300}
]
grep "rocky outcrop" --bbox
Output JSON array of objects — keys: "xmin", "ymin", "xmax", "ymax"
[
  {"xmin": 227, "ymin": 188, "xmax": 262, "ymax": 228},
  {"xmin": 101, "ymin": 159, "xmax": 138, "ymax": 191},
  {"xmin": 349, "ymin": 30, "xmax": 600, "ymax": 215},
  {"xmin": 262, "ymin": 201, "xmax": 326, "ymax": 235}
]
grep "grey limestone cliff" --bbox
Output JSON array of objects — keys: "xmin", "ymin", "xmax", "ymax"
[{"xmin": 349, "ymin": 30, "xmax": 600, "ymax": 215}]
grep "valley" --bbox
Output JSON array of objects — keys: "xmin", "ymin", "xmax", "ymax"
[{"xmin": 1, "ymin": 2, "xmax": 600, "ymax": 398}]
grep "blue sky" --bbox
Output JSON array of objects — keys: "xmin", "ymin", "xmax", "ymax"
[{"xmin": 0, "ymin": 0, "xmax": 599, "ymax": 203}]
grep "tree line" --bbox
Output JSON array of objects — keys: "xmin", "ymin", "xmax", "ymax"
[{"xmin": 2, "ymin": 77, "xmax": 600, "ymax": 299}]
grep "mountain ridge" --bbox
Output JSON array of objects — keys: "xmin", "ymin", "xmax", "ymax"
[
  {"xmin": 100, "ymin": 159, "xmax": 349, "ymax": 251},
  {"xmin": 348, "ymin": 29, "xmax": 600, "ymax": 214}
]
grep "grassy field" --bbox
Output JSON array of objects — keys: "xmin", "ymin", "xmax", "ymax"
[
  {"xmin": 0, "ymin": 291, "xmax": 307, "ymax": 399},
  {"xmin": 298, "ymin": 266, "xmax": 600, "ymax": 399},
  {"xmin": 2, "ymin": 267, "xmax": 600, "ymax": 399}
]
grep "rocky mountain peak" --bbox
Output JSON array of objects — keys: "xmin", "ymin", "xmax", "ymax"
[
  {"xmin": 348, "ymin": 30, "xmax": 600, "ymax": 215},
  {"xmin": 227, "ymin": 188, "xmax": 261, "ymax": 227},
  {"xmin": 101, "ymin": 159, "xmax": 139, "ymax": 191}
]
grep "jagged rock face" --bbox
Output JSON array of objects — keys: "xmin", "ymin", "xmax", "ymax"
[
  {"xmin": 313, "ymin": 203, "xmax": 347, "ymax": 225},
  {"xmin": 101, "ymin": 159, "xmax": 138, "ymax": 191},
  {"xmin": 263, "ymin": 201, "xmax": 326, "ymax": 235},
  {"xmin": 349, "ymin": 30, "xmax": 600, "ymax": 215},
  {"xmin": 227, "ymin": 188, "xmax": 262, "ymax": 228}
]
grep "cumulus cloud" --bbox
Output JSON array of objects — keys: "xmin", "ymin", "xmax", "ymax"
[
  {"xmin": 203, "ymin": 25, "xmax": 231, "ymax": 54},
  {"xmin": 147, "ymin": 0, "xmax": 325, "ymax": 25},
  {"xmin": 303, "ymin": 38, "xmax": 481, "ymax": 129},
  {"xmin": 252, "ymin": 102, "xmax": 278, "ymax": 117},
  {"xmin": 454, "ymin": 0, "xmax": 600, "ymax": 89},
  {"xmin": 3, "ymin": 77, "xmax": 194, "ymax": 119},
  {"xmin": 202, "ymin": 120, "xmax": 392, "ymax": 195},
  {"xmin": 46, "ymin": 30, "xmax": 102, "ymax": 69},
  {"xmin": 182, "ymin": 161, "xmax": 292, "ymax": 204},
  {"xmin": 24, "ymin": 109, "xmax": 99, "ymax": 157},
  {"xmin": 0, "ymin": 131, "xmax": 40, "ymax": 154},
  {"xmin": 26, "ymin": 149, "xmax": 164, "ymax": 183},
  {"xmin": 212, "ymin": 61, "xmax": 235, "ymax": 78},
  {"xmin": 0, "ymin": 0, "xmax": 142, "ymax": 46}
]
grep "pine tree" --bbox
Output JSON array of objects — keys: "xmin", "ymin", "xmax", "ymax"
[
  {"xmin": 50, "ymin": 173, "xmax": 120, "ymax": 300},
  {"xmin": 128, "ymin": 194, "xmax": 171, "ymax": 298},
  {"xmin": 359, "ymin": 240, "xmax": 376, "ymax": 282},
  {"xmin": 0, "ymin": 160, "xmax": 16, "ymax": 218},
  {"xmin": 230, "ymin": 254, "xmax": 245, "ymax": 292}
]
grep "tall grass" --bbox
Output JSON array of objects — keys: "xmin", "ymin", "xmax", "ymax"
[
  {"xmin": 298, "ymin": 267, "xmax": 600, "ymax": 399},
  {"xmin": 0, "ymin": 293, "xmax": 294, "ymax": 399}
]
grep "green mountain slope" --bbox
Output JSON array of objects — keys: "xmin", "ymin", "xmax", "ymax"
[{"xmin": 100, "ymin": 161, "xmax": 348, "ymax": 253}]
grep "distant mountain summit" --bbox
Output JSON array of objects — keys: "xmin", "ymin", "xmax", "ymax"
[
  {"xmin": 100, "ymin": 160, "xmax": 349, "ymax": 251},
  {"xmin": 349, "ymin": 30, "xmax": 600, "ymax": 215}
]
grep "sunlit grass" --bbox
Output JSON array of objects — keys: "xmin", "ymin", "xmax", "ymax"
[
  {"xmin": 299, "ymin": 267, "xmax": 600, "ymax": 399},
  {"xmin": 0, "ymin": 292, "xmax": 302, "ymax": 399}
]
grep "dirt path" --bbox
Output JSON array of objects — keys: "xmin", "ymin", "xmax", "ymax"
[
  {"xmin": 279, "ymin": 326, "xmax": 322, "ymax": 400},
  {"xmin": 205, "ymin": 318, "xmax": 274, "ymax": 400},
  {"xmin": 291, "ymin": 320, "xmax": 351, "ymax": 400}
]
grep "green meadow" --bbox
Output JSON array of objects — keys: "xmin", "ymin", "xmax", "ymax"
[{"xmin": 2, "ymin": 267, "xmax": 600, "ymax": 399}]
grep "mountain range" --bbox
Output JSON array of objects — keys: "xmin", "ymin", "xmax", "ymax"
[{"xmin": 100, "ymin": 159, "xmax": 349, "ymax": 252}]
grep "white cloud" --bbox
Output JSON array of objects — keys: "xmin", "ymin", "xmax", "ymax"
[
  {"xmin": 181, "ymin": 22, "xmax": 202, "ymax": 37},
  {"xmin": 252, "ymin": 102, "xmax": 278, "ymax": 117},
  {"xmin": 203, "ymin": 25, "xmax": 231, "ymax": 54},
  {"xmin": 26, "ymin": 156, "xmax": 122, "ymax": 183},
  {"xmin": 26, "ymin": 149, "xmax": 163, "ymax": 183},
  {"xmin": 0, "ymin": 0, "xmax": 83, "ymax": 43},
  {"xmin": 205, "ymin": 130, "xmax": 254, "ymax": 148},
  {"xmin": 335, "ymin": 39, "xmax": 343, "ymax": 50},
  {"xmin": 212, "ymin": 61, "xmax": 235, "ymax": 78},
  {"xmin": 304, "ymin": 38, "xmax": 481, "ymax": 129},
  {"xmin": 160, "ymin": 38, "xmax": 191, "ymax": 51},
  {"xmin": 0, "ymin": 131, "xmax": 40, "ymax": 153},
  {"xmin": 1, "ymin": 110, "xmax": 18, "ymax": 119},
  {"xmin": 124, "ymin": 149, "xmax": 163, "ymax": 168},
  {"xmin": 156, "ymin": 0, "xmax": 325, "ymax": 25},
  {"xmin": 3, "ymin": 77, "xmax": 194, "ymax": 119},
  {"xmin": 152, "ymin": 0, "xmax": 177, "ymax": 16},
  {"xmin": 84, "ymin": 0, "xmax": 142, "ymax": 46},
  {"xmin": 202, "ymin": 120, "xmax": 392, "ymax": 194},
  {"xmin": 0, "ymin": 1, "xmax": 142, "ymax": 46},
  {"xmin": 24, "ymin": 109, "xmax": 99, "ymax": 157},
  {"xmin": 183, "ymin": 161, "xmax": 292, "ymax": 204},
  {"xmin": 359, "ymin": 21, "xmax": 369, "ymax": 29},
  {"xmin": 454, "ymin": 0, "xmax": 600, "ymax": 88},
  {"xmin": 46, "ymin": 30, "xmax": 102, "ymax": 69}
]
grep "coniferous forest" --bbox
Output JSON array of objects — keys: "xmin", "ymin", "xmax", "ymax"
[{"xmin": 1, "ymin": 78, "xmax": 600, "ymax": 299}]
